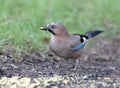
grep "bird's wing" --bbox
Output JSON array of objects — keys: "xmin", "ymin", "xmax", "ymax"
[{"xmin": 71, "ymin": 34, "xmax": 88, "ymax": 50}]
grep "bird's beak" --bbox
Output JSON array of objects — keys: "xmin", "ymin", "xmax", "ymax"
[
  {"xmin": 40, "ymin": 25, "xmax": 56, "ymax": 35},
  {"xmin": 40, "ymin": 26, "xmax": 48, "ymax": 31}
]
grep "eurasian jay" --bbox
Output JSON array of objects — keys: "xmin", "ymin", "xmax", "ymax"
[{"xmin": 40, "ymin": 22, "xmax": 103, "ymax": 69}]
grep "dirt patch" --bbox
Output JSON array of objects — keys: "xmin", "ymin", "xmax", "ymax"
[{"xmin": 0, "ymin": 38, "xmax": 120, "ymax": 88}]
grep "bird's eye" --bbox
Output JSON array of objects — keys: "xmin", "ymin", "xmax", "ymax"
[{"xmin": 51, "ymin": 25, "xmax": 56, "ymax": 29}]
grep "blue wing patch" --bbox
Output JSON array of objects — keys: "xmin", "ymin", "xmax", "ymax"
[{"xmin": 72, "ymin": 37, "xmax": 88, "ymax": 50}]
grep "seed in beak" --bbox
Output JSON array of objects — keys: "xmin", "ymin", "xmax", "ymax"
[{"xmin": 40, "ymin": 26, "xmax": 44, "ymax": 30}]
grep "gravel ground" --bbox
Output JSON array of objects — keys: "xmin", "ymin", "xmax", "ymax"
[{"xmin": 0, "ymin": 37, "xmax": 120, "ymax": 88}]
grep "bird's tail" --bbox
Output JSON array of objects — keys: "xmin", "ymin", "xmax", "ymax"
[{"xmin": 85, "ymin": 30, "xmax": 103, "ymax": 39}]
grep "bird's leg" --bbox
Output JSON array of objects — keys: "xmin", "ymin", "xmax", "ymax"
[
  {"xmin": 56, "ymin": 57, "xmax": 64, "ymax": 69},
  {"xmin": 74, "ymin": 59, "xmax": 79, "ymax": 70}
]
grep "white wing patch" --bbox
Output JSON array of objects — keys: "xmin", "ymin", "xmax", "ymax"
[{"xmin": 82, "ymin": 37, "xmax": 88, "ymax": 43}]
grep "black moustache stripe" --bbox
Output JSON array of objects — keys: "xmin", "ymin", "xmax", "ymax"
[{"xmin": 48, "ymin": 29, "xmax": 56, "ymax": 35}]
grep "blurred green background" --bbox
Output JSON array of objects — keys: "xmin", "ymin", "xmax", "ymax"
[{"xmin": 0, "ymin": 0, "xmax": 120, "ymax": 51}]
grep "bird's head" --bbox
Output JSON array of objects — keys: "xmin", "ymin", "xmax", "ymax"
[{"xmin": 40, "ymin": 22, "xmax": 68, "ymax": 36}]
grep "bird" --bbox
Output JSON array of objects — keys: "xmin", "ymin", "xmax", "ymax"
[{"xmin": 40, "ymin": 22, "xmax": 103, "ymax": 69}]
